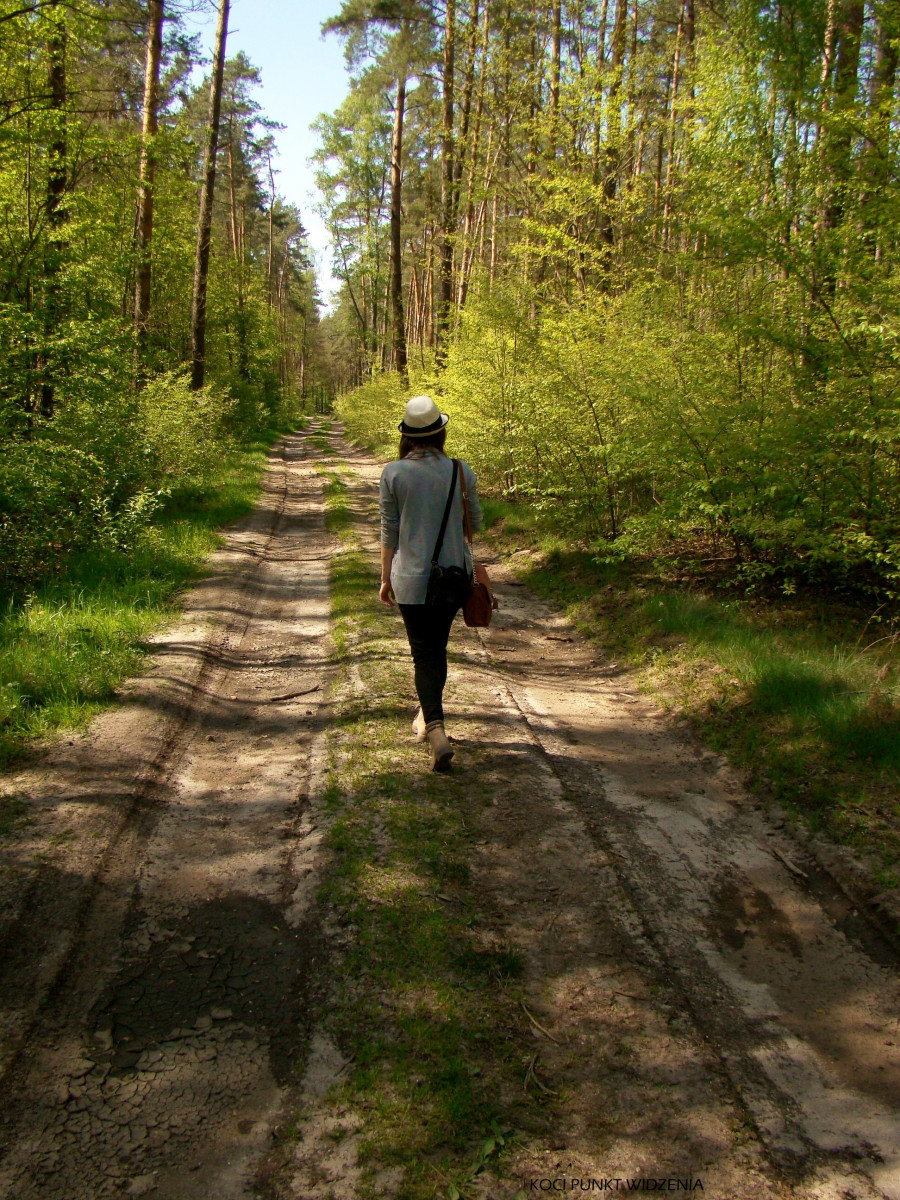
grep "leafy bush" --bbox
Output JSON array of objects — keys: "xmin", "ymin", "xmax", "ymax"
[
  {"xmin": 0, "ymin": 441, "xmax": 111, "ymax": 594},
  {"xmin": 334, "ymin": 370, "xmax": 410, "ymax": 455},
  {"xmin": 137, "ymin": 371, "xmax": 235, "ymax": 486},
  {"xmin": 338, "ymin": 274, "xmax": 900, "ymax": 598}
]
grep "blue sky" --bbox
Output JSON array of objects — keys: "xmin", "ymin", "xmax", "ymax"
[{"xmin": 183, "ymin": 0, "xmax": 350, "ymax": 304}]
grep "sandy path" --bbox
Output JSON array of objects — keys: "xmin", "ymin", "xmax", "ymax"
[
  {"xmin": 0, "ymin": 424, "xmax": 898, "ymax": 1199},
  {"xmin": 0, "ymin": 433, "xmax": 336, "ymax": 1199}
]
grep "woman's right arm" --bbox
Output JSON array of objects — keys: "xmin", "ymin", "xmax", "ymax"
[{"xmin": 379, "ymin": 546, "xmax": 396, "ymax": 607}]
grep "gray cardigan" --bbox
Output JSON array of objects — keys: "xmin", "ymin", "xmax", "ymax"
[{"xmin": 379, "ymin": 451, "xmax": 483, "ymax": 605}]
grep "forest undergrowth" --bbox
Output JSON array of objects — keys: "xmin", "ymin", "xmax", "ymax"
[{"xmin": 0, "ymin": 427, "xmax": 292, "ymax": 768}]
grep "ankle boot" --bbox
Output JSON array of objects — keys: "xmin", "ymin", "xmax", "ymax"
[
  {"xmin": 425, "ymin": 721, "xmax": 454, "ymax": 772},
  {"xmin": 412, "ymin": 707, "xmax": 427, "ymax": 741}
]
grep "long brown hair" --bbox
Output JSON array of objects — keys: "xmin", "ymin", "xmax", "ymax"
[{"xmin": 399, "ymin": 429, "xmax": 447, "ymax": 459}]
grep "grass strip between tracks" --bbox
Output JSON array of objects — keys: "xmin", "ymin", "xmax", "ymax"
[
  {"xmin": 480, "ymin": 497, "xmax": 900, "ymax": 904},
  {"xmin": 0, "ymin": 430, "xmax": 290, "ymax": 772},
  {"xmin": 300, "ymin": 471, "xmax": 540, "ymax": 1199}
]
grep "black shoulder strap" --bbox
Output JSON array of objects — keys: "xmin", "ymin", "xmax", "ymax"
[{"xmin": 430, "ymin": 458, "xmax": 458, "ymax": 566}]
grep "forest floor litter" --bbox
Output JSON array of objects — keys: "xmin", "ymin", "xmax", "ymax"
[{"xmin": 0, "ymin": 423, "xmax": 898, "ymax": 1200}]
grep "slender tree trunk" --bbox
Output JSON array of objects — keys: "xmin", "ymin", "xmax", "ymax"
[
  {"xmin": 549, "ymin": 0, "xmax": 562, "ymax": 162},
  {"xmin": 409, "ymin": 262, "xmax": 419, "ymax": 349},
  {"xmin": 862, "ymin": 0, "xmax": 898, "ymax": 257},
  {"xmin": 489, "ymin": 189, "xmax": 497, "ymax": 285},
  {"xmin": 134, "ymin": 0, "xmax": 164, "ymax": 362},
  {"xmin": 454, "ymin": 0, "xmax": 480, "ymax": 214},
  {"xmin": 599, "ymin": 0, "xmax": 628, "ymax": 251},
  {"xmin": 389, "ymin": 73, "xmax": 408, "ymax": 381},
  {"xmin": 190, "ymin": 0, "xmax": 230, "ymax": 392},
  {"xmin": 623, "ymin": 0, "xmax": 639, "ymax": 177},
  {"xmin": 654, "ymin": 65, "xmax": 671, "ymax": 217},
  {"xmin": 818, "ymin": 0, "xmax": 839, "ymax": 137},
  {"xmin": 818, "ymin": 0, "xmax": 864, "ymax": 233},
  {"xmin": 227, "ymin": 121, "xmax": 239, "ymax": 258},
  {"xmin": 427, "ymin": 223, "xmax": 436, "ymax": 346},
  {"xmin": 380, "ymin": 271, "xmax": 391, "ymax": 369},
  {"xmin": 591, "ymin": 0, "xmax": 609, "ymax": 179},
  {"xmin": 661, "ymin": 0, "xmax": 686, "ymax": 242},
  {"xmin": 457, "ymin": 1, "xmax": 490, "ymax": 310},
  {"xmin": 436, "ymin": 0, "xmax": 456, "ymax": 362},
  {"xmin": 266, "ymin": 146, "xmax": 276, "ymax": 300},
  {"xmin": 40, "ymin": 0, "xmax": 67, "ymax": 418}
]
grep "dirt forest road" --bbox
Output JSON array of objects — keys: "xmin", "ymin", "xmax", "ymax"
[{"xmin": 0, "ymin": 422, "xmax": 899, "ymax": 1200}]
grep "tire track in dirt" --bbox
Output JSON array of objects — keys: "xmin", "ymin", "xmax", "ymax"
[
  {"xmin": 0, "ymin": 428, "xmax": 338, "ymax": 1199},
  {"xmin": 271, "ymin": 433, "xmax": 900, "ymax": 1200},
  {"xmin": 0, "ymin": 439, "xmax": 292, "ymax": 1079},
  {"xmin": 466, "ymin": 567, "xmax": 900, "ymax": 1196}
]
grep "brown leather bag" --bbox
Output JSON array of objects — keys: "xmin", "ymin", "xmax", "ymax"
[{"xmin": 457, "ymin": 461, "xmax": 499, "ymax": 628}]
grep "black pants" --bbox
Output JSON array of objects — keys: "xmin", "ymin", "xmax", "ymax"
[{"xmin": 399, "ymin": 602, "xmax": 459, "ymax": 726}]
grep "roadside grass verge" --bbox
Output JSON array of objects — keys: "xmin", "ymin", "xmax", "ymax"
[
  {"xmin": 0, "ymin": 432, "xmax": 285, "ymax": 769},
  {"xmin": 481, "ymin": 498, "xmax": 900, "ymax": 894},
  {"xmin": 319, "ymin": 469, "xmax": 352, "ymax": 537},
  {"xmin": 309, "ymin": 506, "xmax": 541, "ymax": 1197}
]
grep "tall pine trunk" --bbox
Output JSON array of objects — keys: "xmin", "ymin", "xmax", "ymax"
[
  {"xmin": 436, "ymin": 0, "xmax": 456, "ymax": 363},
  {"xmin": 861, "ymin": 0, "xmax": 898, "ymax": 257},
  {"xmin": 40, "ymin": 0, "xmax": 67, "ymax": 419},
  {"xmin": 599, "ymin": 0, "xmax": 628, "ymax": 252},
  {"xmin": 190, "ymin": 0, "xmax": 230, "ymax": 392},
  {"xmin": 134, "ymin": 0, "xmax": 164, "ymax": 363},
  {"xmin": 389, "ymin": 74, "xmax": 408, "ymax": 381}
]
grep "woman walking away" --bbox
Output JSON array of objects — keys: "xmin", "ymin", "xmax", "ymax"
[{"xmin": 379, "ymin": 395, "xmax": 483, "ymax": 772}]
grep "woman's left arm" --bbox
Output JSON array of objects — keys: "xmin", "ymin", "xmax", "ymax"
[{"xmin": 465, "ymin": 464, "xmax": 483, "ymax": 533}]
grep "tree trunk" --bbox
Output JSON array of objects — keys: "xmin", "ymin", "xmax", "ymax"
[
  {"xmin": 457, "ymin": 0, "xmax": 490, "ymax": 311},
  {"xmin": 549, "ymin": 0, "xmax": 562, "ymax": 162},
  {"xmin": 598, "ymin": 0, "xmax": 628, "ymax": 250},
  {"xmin": 266, "ymin": 145, "xmax": 276, "ymax": 301},
  {"xmin": 862, "ymin": 0, "xmax": 898, "ymax": 257},
  {"xmin": 436, "ymin": 0, "xmax": 456, "ymax": 363},
  {"xmin": 454, "ymin": 0, "xmax": 480, "ymax": 215},
  {"xmin": 40, "ymin": 0, "xmax": 67, "ymax": 418},
  {"xmin": 591, "ymin": 0, "xmax": 609, "ymax": 179},
  {"xmin": 190, "ymin": 0, "xmax": 230, "ymax": 392},
  {"xmin": 661, "ymin": 0, "xmax": 686, "ymax": 242},
  {"xmin": 134, "ymin": 0, "xmax": 164, "ymax": 364},
  {"xmin": 818, "ymin": 0, "xmax": 864, "ymax": 233},
  {"xmin": 389, "ymin": 73, "xmax": 408, "ymax": 381}
]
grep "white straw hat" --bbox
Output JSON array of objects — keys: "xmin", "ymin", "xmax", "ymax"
[{"xmin": 398, "ymin": 394, "xmax": 449, "ymax": 437}]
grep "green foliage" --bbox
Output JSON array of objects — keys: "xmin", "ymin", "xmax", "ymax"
[
  {"xmin": 136, "ymin": 372, "xmax": 236, "ymax": 485},
  {"xmin": 338, "ymin": 270, "xmax": 900, "ymax": 597},
  {"xmin": 334, "ymin": 370, "xmax": 409, "ymax": 453},
  {"xmin": 0, "ymin": 439, "xmax": 269, "ymax": 764},
  {"xmin": 322, "ymin": 0, "xmax": 900, "ymax": 603},
  {"xmin": 0, "ymin": 4, "xmax": 322, "ymax": 629},
  {"xmin": 0, "ymin": 442, "xmax": 124, "ymax": 594}
]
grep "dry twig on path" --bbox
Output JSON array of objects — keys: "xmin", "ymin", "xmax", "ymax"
[{"xmin": 521, "ymin": 1002, "xmax": 563, "ymax": 1044}]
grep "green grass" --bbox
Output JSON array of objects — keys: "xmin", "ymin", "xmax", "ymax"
[
  {"xmin": 320, "ymin": 469, "xmax": 352, "ymax": 536},
  {"xmin": 0, "ymin": 793, "xmax": 30, "ymax": 838},
  {"xmin": 482, "ymin": 499, "xmax": 900, "ymax": 892},
  {"xmin": 0, "ymin": 436, "xmax": 278, "ymax": 767}
]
